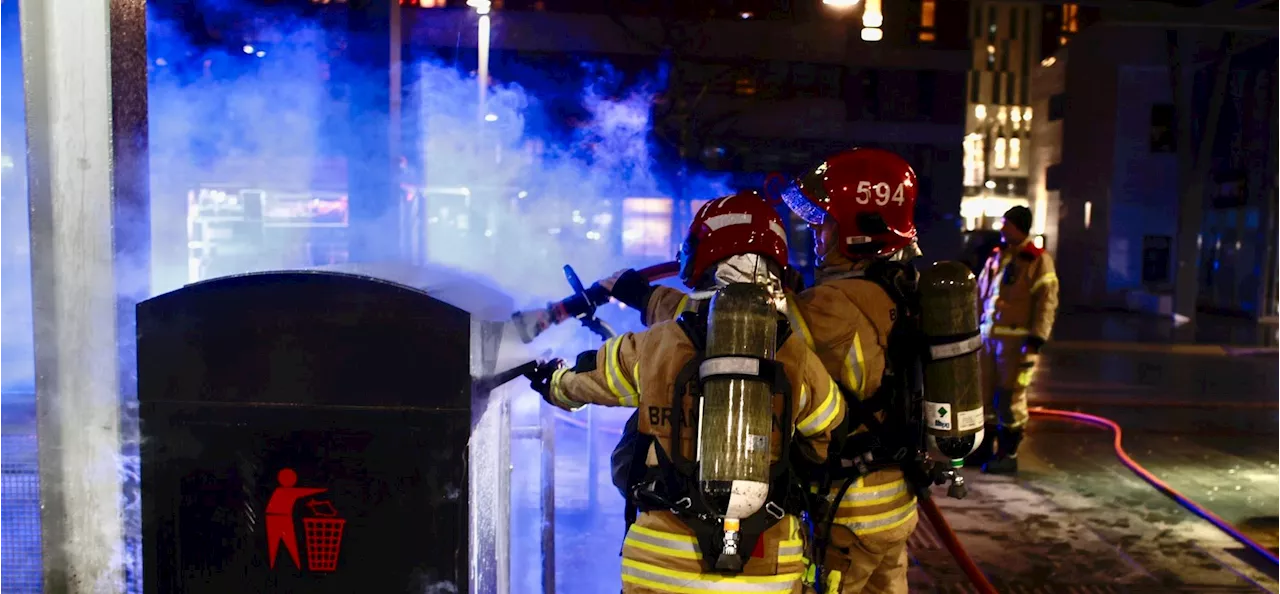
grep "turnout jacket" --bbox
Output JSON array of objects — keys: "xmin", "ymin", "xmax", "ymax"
[
  {"xmin": 976, "ymin": 238, "xmax": 1060, "ymax": 347},
  {"xmin": 547, "ymin": 320, "xmax": 846, "ymax": 593}
]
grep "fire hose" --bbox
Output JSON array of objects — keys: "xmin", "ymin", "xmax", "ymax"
[
  {"xmin": 1028, "ymin": 407, "xmax": 1280, "ymax": 566},
  {"xmin": 518, "ymin": 261, "xmax": 1001, "ymax": 592},
  {"xmin": 520, "ymin": 262, "xmax": 1277, "ymax": 591}
]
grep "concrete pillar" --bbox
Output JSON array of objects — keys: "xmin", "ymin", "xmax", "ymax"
[{"xmin": 20, "ymin": 0, "xmax": 150, "ymax": 591}]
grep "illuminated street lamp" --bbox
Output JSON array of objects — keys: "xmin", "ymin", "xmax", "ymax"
[
  {"xmin": 861, "ymin": 0, "xmax": 883, "ymax": 42},
  {"xmin": 468, "ymin": 0, "xmax": 491, "ymax": 121},
  {"xmin": 823, "ymin": 0, "xmax": 881, "ymax": 43}
]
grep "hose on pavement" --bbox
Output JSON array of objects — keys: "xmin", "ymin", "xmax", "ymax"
[
  {"xmin": 1028, "ymin": 407, "xmax": 1279, "ymax": 566},
  {"xmin": 918, "ymin": 497, "xmax": 1000, "ymax": 593}
]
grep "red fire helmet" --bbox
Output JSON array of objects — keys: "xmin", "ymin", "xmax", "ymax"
[
  {"xmin": 780, "ymin": 147, "xmax": 918, "ymax": 259},
  {"xmin": 677, "ymin": 190, "xmax": 790, "ymax": 289}
]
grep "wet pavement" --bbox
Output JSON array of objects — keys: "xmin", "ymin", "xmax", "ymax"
[{"xmin": 909, "ymin": 314, "xmax": 1279, "ymax": 593}]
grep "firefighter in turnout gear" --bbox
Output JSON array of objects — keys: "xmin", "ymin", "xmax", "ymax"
[
  {"xmin": 971, "ymin": 205, "xmax": 1059, "ymax": 474},
  {"xmin": 608, "ymin": 151, "xmax": 929, "ymax": 593},
  {"xmin": 778, "ymin": 148, "xmax": 924, "ymax": 594},
  {"xmin": 527, "ymin": 192, "xmax": 847, "ymax": 594}
]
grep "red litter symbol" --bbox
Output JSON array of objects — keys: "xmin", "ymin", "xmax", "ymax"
[{"xmin": 303, "ymin": 499, "xmax": 346, "ymax": 572}]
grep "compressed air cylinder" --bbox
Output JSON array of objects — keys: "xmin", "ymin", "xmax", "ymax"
[
  {"xmin": 918, "ymin": 261, "xmax": 985, "ymax": 461},
  {"xmin": 697, "ymin": 283, "xmax": 777, "ymax": 570}
]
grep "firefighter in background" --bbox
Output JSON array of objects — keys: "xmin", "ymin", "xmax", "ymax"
[
  {"xmin": 526, "ymin": 192, "xmax": 846, "ymax": 594},
  {"xmin": 970, "ymin": 205, "xmax": 1059, "ymax": 475},
  {"xmin": 604, "ymin": 149, "xmax": 927, "ymax": 593}
]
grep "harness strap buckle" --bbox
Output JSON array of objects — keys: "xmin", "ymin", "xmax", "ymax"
[{"xmin": 765, "ymin": 501, "xmax": 785, "ymax": 520}]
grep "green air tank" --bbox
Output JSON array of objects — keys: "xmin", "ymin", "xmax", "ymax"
[
  {"xmin": 918, "ymin": 261, "xmax": 985, "ymax": 460},
  {"xmin": 698, "ymin": 282, "xmax": 778, "ymax": 572}
]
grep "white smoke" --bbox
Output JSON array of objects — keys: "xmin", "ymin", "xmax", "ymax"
[{"xmin": 4, "ymin": 7, "xmax": 740, "ymax": 593}]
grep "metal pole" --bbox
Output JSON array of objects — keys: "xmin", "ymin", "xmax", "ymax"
[
  {"xmin": 21, "ymin": 0, "xmax": 149, "ymax": 590},
  {"xmin": 1170, "ymin": 30, "xmax": 1234, "ymax": 324},
  {"xmin": 586, "ymin": 405, "xmax": 598, "ymax": 508},
  {"xmin": 478, "ymin": 14, "xmax": 490, "ymax": 120},
  {"xmin": 1256, "ymin": 103, "xmax": 1279, "ymax": 326},
  {"xmin": 538, "ymin": 400, "xmax": 558, "ymax": 594},
  {"xmin": 497, "ymin": 396, "xmax": 513, "ymax": 594},
  {"xmin": 109, "ymin": 0, "xmax": 151, "ymax": 590}
]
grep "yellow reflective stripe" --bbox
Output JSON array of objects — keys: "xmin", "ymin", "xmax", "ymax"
[
  {"xmin": 803, "ymin": 564, "xmax": 840, "ymax": 594},
  {"xmin": 545, "ymin": 368, "xmax": 586, "ymax": 409},
  {"xmin": 797, "ymin": 384, "xmax": 809, "ymax": 412},
  {"xmin": 990, "ymin": 326, "xmax": 1030, "ymax": 337},
  {"xmin": 1031, "ymin": 272, "xmax": 1059, "ymax": 293},
  {"xmin": 672, "ymin": 295, "xmax": 690, "ymax": 320},
  {"xmin": 833, "ymin": 499, "xmax": 918, "ymax": 535},
  {"xmin": 778, "ymin": 537, "xmax": 804, "ymax": 565},
  {"xmin": 796, "ymin": 381, "xmax": 842, "ymax": 436},
  {"xmin": 777, "ymin": 516, "xmax": 804, "ymax": 564},
  {"xmin": 603, "ymin": 337, "xmax": 639, "ymax": 406},
  {"xmin": 624, "ymin": 525, "xmax": 700, "ymax": 560},
  {"xmin": 1017, "ymin": 365, "xmax": 1035, "ymax": 387},
  {"xmin": 842, "ymin": 333, "xmax": 866, "ymax": 396},
  {"xmin": 629, "ymin": 523, "xmax": 698, "ymax": 543},
  {"xmin": 824, "ymin": 571, "xmax": 842, "ymax": 594},
  {"xmin": 837, "ymin": 479, "xmax": 907, "ymax": 507},
  {"xmin": 549, "ymin": 368, "xmax": 575, "ymax": 408},
  {"xmin": 621, "ymin": 559, "xmax": 803, "ymax": 593},
  {"xmin": 785, "ymin": 298, "xmax": 815, "ymax": 349}
]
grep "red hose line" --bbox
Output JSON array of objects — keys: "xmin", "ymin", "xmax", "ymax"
[
  {"xmin": 1029, "ymin": 407, "xmax": 1280, "ymax": 565},
  {"xmin": 919, "ymin": 497, "xmax": 1000, "ymax": 594}
]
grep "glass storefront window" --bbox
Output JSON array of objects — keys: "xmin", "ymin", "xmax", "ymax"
[{"xmin": 622, "ymin": 197, "xmax": 673, "ymax": 258}]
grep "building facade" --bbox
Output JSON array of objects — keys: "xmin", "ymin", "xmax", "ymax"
[
  {"xmin": 405, "ymin": 0, "xmax": 973, "ymax": 271},
  {"xmin": 1028, "ymin": 22, "xmax": 1277, "ymax": 317},
  {"xmin": 959, "ymin": 1, "xmax": 1098, "ymax": 239}
]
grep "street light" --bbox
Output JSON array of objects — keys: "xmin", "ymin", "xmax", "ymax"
[
  {"xmin": 824, "ymin": 0, "xmax": 881, "ymax": 43},
  {"xmin": 468, "ymin": 0, "xmax": 492, "ymax": 121},
  {"xmin": 861, "ymin": 0, "xmax": 883, "ymax": 42}
]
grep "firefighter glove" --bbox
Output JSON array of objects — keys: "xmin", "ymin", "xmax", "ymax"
[
  {"xmin": 525, "ymin": 358, "xmax": 565, "ymax": 402},
  {"xmin": 609, "ymin": 268, "xmax": 654, "ymax": 311}
]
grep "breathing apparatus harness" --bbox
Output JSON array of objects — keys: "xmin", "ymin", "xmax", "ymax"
[
  {"xmin": 800, "ymin": 258, "xmax": 956, "ymax": 591},
  {"xmin": 619, "ymin": 310, "xmax": 812, "ymax": 573}
]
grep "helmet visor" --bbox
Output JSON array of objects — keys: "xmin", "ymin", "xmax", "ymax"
[
  {"xmin": 779, "ymin": 180, "xmax": 827, "ymax": 226},
  {"xmin": 676, "ymin": 236, "xmax": 697, "ymax": 284}
]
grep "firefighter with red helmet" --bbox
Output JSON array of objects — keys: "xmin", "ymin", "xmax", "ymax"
[
  {"xmin": 969, "ymin": 205, "xmax": 1059, "ymax": 474},
  {"xmin": 777, "ymin": 148, "xmax": 923, "ymax": 594},
  {"xmin": 527, "ymin": 191, "xmax": 846, "ymax": 594},
  {"xmin": 599, "ymin": 150, "xmax": 927, "ymax": 593}
]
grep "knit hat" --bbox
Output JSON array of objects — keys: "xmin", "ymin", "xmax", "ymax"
[{"xmin": 1003, "ymin": 206, "xmax": 1033, "ymax": 235}]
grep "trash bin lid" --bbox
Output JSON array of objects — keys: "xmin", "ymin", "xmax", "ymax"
[{"xmin": 311, "ymin": 263, "xmax": 514, "ymax": 322}]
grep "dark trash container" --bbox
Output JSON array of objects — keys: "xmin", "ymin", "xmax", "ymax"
[{"xmin": 139, "ymin": 267, "xmax": 513, "ymax": 594}]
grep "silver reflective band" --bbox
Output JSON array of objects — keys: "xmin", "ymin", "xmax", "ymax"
[
  {"xmin": 700, "ymin": 356, "xmax": 761, "ymax": 379},
  {"xmin": 929, "ymin": 335, "xmax": 983, "ymax": 360}
]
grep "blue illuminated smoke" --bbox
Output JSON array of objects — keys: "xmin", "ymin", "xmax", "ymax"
[
  {"xmin": 1, "ymin": 0, "xmax": 31, "ymax": 395},
  {"xmin": 3, "ymin": 6, "xmax": 732, "ymax": 594},
  {"xmin": 147, "ymin": 9, "xmax": 731, "ymax": 310}
]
